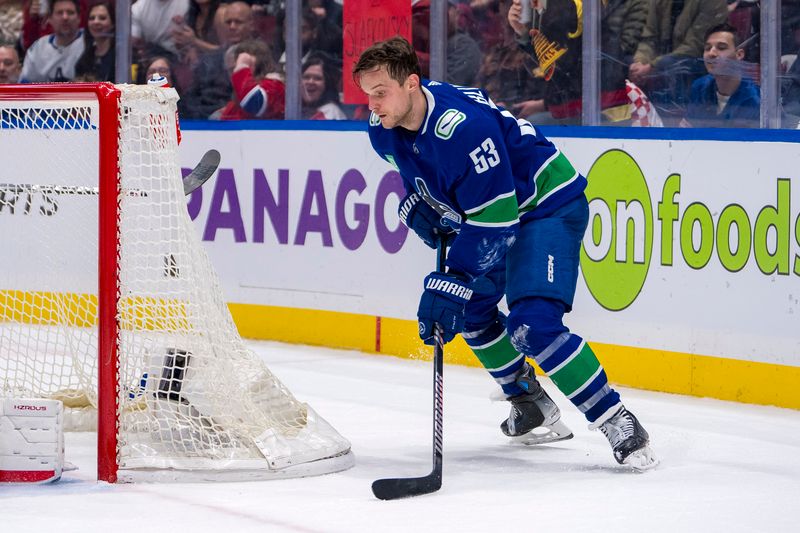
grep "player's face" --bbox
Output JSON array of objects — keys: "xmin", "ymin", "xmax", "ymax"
[
  {"xmin": 704, "ymin": 31, "xmax": 743, "ymax": 76},
  {"xmin": 359, "ymin": 66, "xmax": 416, "ymax": 130}
]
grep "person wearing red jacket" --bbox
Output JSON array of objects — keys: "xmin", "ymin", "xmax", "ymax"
[{"xmin": 219, "ymin": 38, "xmax": 284, "ymax": 120}]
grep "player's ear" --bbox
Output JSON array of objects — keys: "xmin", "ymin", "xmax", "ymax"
[{"xmin": 406, "ymin": 73, "xmax": 421, "ymax": 91}]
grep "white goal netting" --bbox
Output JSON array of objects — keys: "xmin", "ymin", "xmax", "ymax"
[{"xmin": 0, "ymin": 84, "xmax": 352, "ymax": 482}]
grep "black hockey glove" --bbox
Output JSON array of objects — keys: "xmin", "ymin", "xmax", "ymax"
[
  {"xmin": 417, "ymin": 271, "xmax": 474, "ymax": 345},
  {"xmin": 398, "ymin": 191, "xmax": 455, "ymax": 249}
]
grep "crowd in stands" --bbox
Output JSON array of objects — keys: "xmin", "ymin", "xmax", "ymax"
[{"xmin": 0, "ymin": 0, "xmax": 799, "ymax": 128}]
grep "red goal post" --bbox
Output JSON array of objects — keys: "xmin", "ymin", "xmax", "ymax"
[{"xmin": 0, "ymin": 83, "xmax": 353, "ymax": 483}]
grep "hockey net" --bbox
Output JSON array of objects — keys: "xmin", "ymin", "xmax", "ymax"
[{"xmin": 0, "ymin": 83, "xmax": 353, "ymax": 482}]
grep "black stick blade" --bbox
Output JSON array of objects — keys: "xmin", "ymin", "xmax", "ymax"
[
  {"xmin": 183, "ymin": 149, "xmax": 221, "ymax": 195},
  {"xmin": 371, "ymin": 472, "xmax": 442, "ymax": 500}
]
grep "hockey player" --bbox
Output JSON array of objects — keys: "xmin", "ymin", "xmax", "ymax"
[{"xmin": 353, "ymin": 36, "xmax": 658, "ymax": 471}]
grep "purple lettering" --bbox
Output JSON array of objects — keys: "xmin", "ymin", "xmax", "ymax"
[
  {"xmin": 203, "ymin": 168, "xmax": 246, "ymax": 242},
  {"xmin": 294, "ymin": 170, "xmax": 333, "ymax": 246},
  {"xmin": 336, "ymin": 169, "xmax": 369, "ymax": 251},
  {"xmin": 253, "ymin": 168, "xmax": 289, "ymax": 244},
  {"xmin": 374, "ymin": 170, "xmax": 407, "ymax": 254}
]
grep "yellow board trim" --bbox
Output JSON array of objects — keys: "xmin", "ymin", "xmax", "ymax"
[
  {"xmin": 5, "ymin": 293, "xmax": 796, "ymax": 411},
  {"xmin": 1, "ymin": 290, "xmax": 190, "ymax": 331},
  {"xmin": 228, "ymin": 303, "xmax": 800, "ymax": 411}
]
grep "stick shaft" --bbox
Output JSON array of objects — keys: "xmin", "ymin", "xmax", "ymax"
[
  {"xmin": 431, "ymin": 238, "xmax": 447, "ymax": 474},
  {"xmin": 370, "ymin": 236, "xmax": 448, "ymax": 500}
]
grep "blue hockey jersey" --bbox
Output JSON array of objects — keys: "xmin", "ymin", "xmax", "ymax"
[{"xmin": 368, "ymin": 80, "xmax": 586, "ymax": 281}]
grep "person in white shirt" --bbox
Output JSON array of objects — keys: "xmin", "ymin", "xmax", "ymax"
[
  {"xmin": 20, "ymin": 0, "xmax": 84, "ymax": 82},
  {"xmin": 131, "ymin": 0, "xmax": 190, "ymax": 56}
]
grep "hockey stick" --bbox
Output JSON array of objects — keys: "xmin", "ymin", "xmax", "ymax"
[
  {"xmin": 182, "ymin": 149, "xmax": 220, "ymax": 195},
  {"xmin": 0, "ymin": 149, "xmax": 220, "ymax": 198},
  {"xmin": 372, "ymin": 236, "xmax": 447, "ymax": 500}
]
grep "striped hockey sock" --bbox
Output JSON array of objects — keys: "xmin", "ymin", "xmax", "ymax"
[
  {"xmin": 531, "ymin": 332, "xmax": 620, "ymax": 423},
  {"xmin": 463, "ymin": 320, "xmax": 526, "ymax": 397}
]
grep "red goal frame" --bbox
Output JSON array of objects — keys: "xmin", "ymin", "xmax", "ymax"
[{"xmin": 0, "ymin": 83, "xmax": 121, "ymax": 482}]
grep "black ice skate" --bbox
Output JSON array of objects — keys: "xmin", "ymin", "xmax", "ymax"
[
  {"xmin": 501, "ymin": 364, "xmax": 573, "ymax": 445},
  {"xmin": 591, "ymin": 405, "xmax": 659, "ymax": 471}
]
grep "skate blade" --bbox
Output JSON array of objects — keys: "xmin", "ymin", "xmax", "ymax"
[
  {"xmin": 623, "ymin": 445, "xmax": 660, "ymax": 472},
  {"xmin": 510, "ymin": 419, "xmax": 574, "ymax": 446}
]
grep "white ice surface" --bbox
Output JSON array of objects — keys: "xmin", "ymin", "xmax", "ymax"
[{"xmin": 2, "ymin": 340, "xmax": 799, "ymax": 533}]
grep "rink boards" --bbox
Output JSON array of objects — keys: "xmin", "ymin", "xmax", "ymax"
[{"xmin": 10, "ymin": 121, "xmax": 797, "ymax": 409}]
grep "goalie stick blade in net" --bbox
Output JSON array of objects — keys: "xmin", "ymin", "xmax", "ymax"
[
  {"xmin": 183, "ymin": 149, "xmax": 220, "ymax": 195},
  {"xmin": 372, "ymin": 471, "xmax": 442, "ymax": 500}
]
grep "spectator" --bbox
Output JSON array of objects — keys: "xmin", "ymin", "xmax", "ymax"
[
  {"xmin": 478, "ymin": 0, "xmax": 543, "ymax": 116},
  {"xmin": 171, "ymin": 0, "xmax": 223, "ymax": 64},
  {"xmin": 74, "ymin": 0, "xmax": 114, "ymax": 82},
  {"xmin": 277, "ymin": 7, "xmax": 329, "ymax": 70},
  {"xmin": 506, "ymin": 0, "xmax": 582, "ymax": 123},
  {"xmin": 684, "ymin": 22, "xmax": 759, "ymax": 128},
  {"xmin": 138, "ymin": 54, "xmax": 180, "ymax": 89},
  {"xmin": 131, "ymin": 0, "xmax": 190, "ymax": 58},
  {"xmin": 0, "ymin": 42, "xmax": 21, "ymax": 83},
  {"xmin": 783, "ymin": 20, "xmax": 800, "ymax": 123},
  {"xmin": 602, "ymin": 0, "xmax": 650, "ymax": 97},
  {"xmin": 217, "ymin": 38, "xmax": 284, "ymax": 120},
  {"xmin": 470, "ymin": 0, "xmax": 506, "ymax": 52},
  {"xmin": 218, "ymin": 1, "xmax": 256, "ymax": 48},
  {"xmin": 783, "ymin": 1, "xmax": 800, "ymax": 56},
  {"xmin": 301, "ymin": 52, "xmax": 345, "ymax": 120},
  {"xmin": 411, "ymin": 0, "xmax": 432, "ymax": 76},
  {"xmin": 629, "ymin": 0, "xmax": 728, "ymax": 123},
  {"xmin": 507, "ymin": 0, "xmax": 648, "ymax": 124},
  {"xmin": 20, "ymin": 0, "xmax": 84, "ymax": 82},
  {"xmin": 137, "ymin": 53, "xmax": 194, "ymax": 118},
  {"xmin": 20, "ymin": 0, "xmax": 88, "ymax": 52},
  {"xmin": 0, "ymin": 0, "xmax": 22, "ymax": 46},
  {"xmin": 726, "ymin": 0, "xmax": 759, "ymax": 64},
  {"xmin": 306, "ymin": 0, "xmax": 342, "ymax": 61},
  {"xmin": 180, "ymin": 0, "xmax": 257, "ymax": 119},
  {"xmin": 249, "ymin": 0, "xmax": 282, "ymax": 53},
  {"xmin": 411, "ymin": 0, "xmax": 483, "ymax": 86},
  {"xmin": 447, "ymin": 0, "xmax": 481, "ymax": 86}
]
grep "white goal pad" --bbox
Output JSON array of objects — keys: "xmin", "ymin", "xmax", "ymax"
[
  {"xmin": 0, "ymin": 398, "xmax": 64, "ymax": 483},
  {"xmin": 0, "ymin": 83, "xmax": 353, "ymax": 482}
]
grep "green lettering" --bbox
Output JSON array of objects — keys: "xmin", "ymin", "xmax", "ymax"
[
  {"xmin": 794, "ymin": 212, "xmax": 800, "ymax": 276},
  {"xmin": 716, "ymin": 204, "xmax": 751, "ymax": 272},
  {"xmin": 754, "ymin": 179, "xmax": 790, "ymax": 275},
  {"xmin": 680, "ymin": 203, "xmax": 714, "ymax": 269},
  {"xmin": 658, "ymin": 174, "xmax": 680, "ymax": 266}
]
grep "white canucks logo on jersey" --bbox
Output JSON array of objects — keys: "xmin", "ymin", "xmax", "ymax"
[{"xmin": 435, "ymin": 109, "xmax": 466, "ymax": 140}]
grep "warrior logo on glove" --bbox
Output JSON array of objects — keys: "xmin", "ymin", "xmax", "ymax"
[
  {"xmin": 417, "ymin": 271, "xmax": 474, "ymax": 345},
  {"xmin": 424, "ymin": 277, "xmax": 474, "ymax": 300}
]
